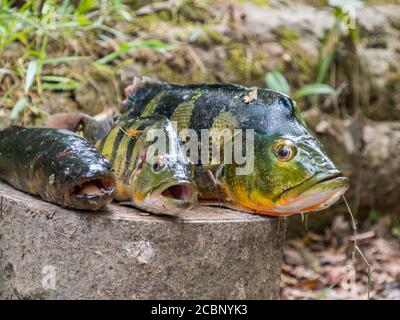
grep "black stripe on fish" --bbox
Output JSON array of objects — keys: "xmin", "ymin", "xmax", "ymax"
[
  {"xmin": 97, "ymin": 135, "xmax": 107, "ymax": 154},
  {"xmin": 188, "ymin": 91, "xmax": 231, "ymax": 131},
  {"xmin": 110, "ymin": 128, "xmax": 126, "ymax": 164},
  {"xmin": 125, "ymin": 83, "xmax": 166, "ymax": 116},
  {"xmin": 153, "ymin": 89, "xmax": 193, "ymax": 118}
]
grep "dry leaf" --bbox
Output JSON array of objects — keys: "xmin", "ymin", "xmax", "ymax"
[
  {"xmin": 243, "ymin": 89, "xmax": 257, "ymax": 103},
  {"xmin": 298, "ymin": 278, "xmax": 323, "ymax": 290},
  {"xmin": 127, "ymin": 129, "xmax": 142, "ymax": 137}
]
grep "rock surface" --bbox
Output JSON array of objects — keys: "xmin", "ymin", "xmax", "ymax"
[{"xmin": 0, "ymin": 182, "xmax": 286, "ymax": 300}]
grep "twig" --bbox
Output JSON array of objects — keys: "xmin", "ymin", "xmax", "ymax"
[{"xmin": 342, "ymin": 195, "xmax": 372, "ymax": 299}]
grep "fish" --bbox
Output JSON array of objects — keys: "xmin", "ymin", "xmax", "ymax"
[
  {"xmin": 96, "ymin": 115, "xmax": 197, "ymax": 215},
  {"xmin": 122, "ymin": 77, "xmax": 349, "ymax": 216},
  {"xmin": 0, "ymin": 126, "xmax": 115, "ymax": 210}
]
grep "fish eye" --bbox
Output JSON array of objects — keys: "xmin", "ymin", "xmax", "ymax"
[
  {"xmin": 274, "ymin": 140, "xmax": 297, "ymax": 162},
  {"xmin": 152, "ymin": 156, "xmax": 166, "ymax": 172}
]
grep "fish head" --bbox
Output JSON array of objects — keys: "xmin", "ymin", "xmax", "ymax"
[
  {"xmin": 49, "ymin": 133, "xmax": 116, "ymax": 210},
  {"xmin": 224, "ymin": 91, "xmax": 349, "ymax": 216},
  {"xmin": 130, "ymin": 118, "xmax": 197, "ymax": 215}
]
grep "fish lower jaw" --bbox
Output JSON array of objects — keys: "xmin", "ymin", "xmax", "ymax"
[
  {"xmin": 138, "ymin": 182, "xmax": 197, "ymax": 215},
  {"xmin": 66, "ymin": 175, "xmax": 115, "ymax": 210},
  {"xmin": 234, "ymin": 177, "xmax": 349, "ymax": 217},
  {"xmin": 271, "ymin": 187, "xmax": 346, "ymax": 216},
  {"xmin": 141, "ymin": 196, "xmax": 195, "ymax": 215}
]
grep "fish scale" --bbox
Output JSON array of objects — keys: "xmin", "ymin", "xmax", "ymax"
[
  {"xmin": 97, "ymin": 119, "xmax": 154, "ymax": 197},
  {"xmin": 93, "ymin": 116, "xmax": 197, "ymax": 214},
  {"xmin": 0, "ymin": 126, "xmax": 115, "ymax": 210},
  {"xmin": 121, "ymin": 78, "xmax": 349, "ymax": 216}
]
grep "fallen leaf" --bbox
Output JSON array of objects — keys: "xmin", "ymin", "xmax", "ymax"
[
  {"xmin": 297, "ymin": 278, "xmax": 323, "ymax": 290},
  {"xmin": 127, "ymin": 129, "xmax": 143, "ymax": 137},
  {"xmin": 243, "ymin": 89, "xmax": 257, "ymax": 103}
]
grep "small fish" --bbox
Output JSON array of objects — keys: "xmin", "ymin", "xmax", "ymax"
[
  {"xmin": 96, "ymin": 116, "xmax": 197, "ymax": 215},
  {"xmin": 123, "ymin": 77, "xmax": 349, "ymax": 216},
  {"xmin": 0, "ymin": 126, "xmax": 115, "ymax": 210}
]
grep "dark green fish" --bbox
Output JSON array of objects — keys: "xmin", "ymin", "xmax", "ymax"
[
  {"xmin": 122, "ymin": 77, "xmax": 349, "ymax": 216},
  {"xmin": 0, "ymin": 126, "xmax": 115, "ymax": 210}
]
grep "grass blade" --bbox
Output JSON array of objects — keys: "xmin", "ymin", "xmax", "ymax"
[
  {"xmin": 38, "ymin": 56, "xmax": 89, "ymax": 65},
  {"xmin": 293, "ymin": 84, "xmax": 337, "ymax": 99},
  {"xmin": 25, "ymin": 60, "xmax": 38, "ymax": 93},
  {"xmin": 11, "ymin": 97, "xmax": 28, "ymax": 120},
  {"xmin": 265, "ymin": 70, "xmax": 290, "ymax": 95}
]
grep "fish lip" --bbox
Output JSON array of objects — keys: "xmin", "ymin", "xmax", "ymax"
[
  {"xmin": 150, "ymin": 181, "xmax": 197, "ymax": 208},
  {"xmin": 256, "ymin": 172, "xmax": 349, "ymax": 216},
  {"xmin": 278, "ymin": 171, "xmax": 347, "ymax": 199},
  {"xmin": 66, "ymin": 175, "xmax": 115, "ymax": 209}
]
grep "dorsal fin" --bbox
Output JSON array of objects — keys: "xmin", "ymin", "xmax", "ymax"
[
  {"xmin": 123, "ymin": 77, "xmax": 163, "ymax": 98},
  {"xmin": 123, "ymin": 77, "xmax": 170, "ymax": 111}
]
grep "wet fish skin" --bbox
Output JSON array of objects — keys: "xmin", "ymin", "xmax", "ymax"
[
  {"xmin": 0, "ymin": 126, "xmax": 115, "ymax": 210},
  {"xmin": 96, "ymin": 116, "xmax": 197, "ymax": 215},
  {"xmin": 123, "ymin": 78, "xmax": 349, "ymax": 216}
]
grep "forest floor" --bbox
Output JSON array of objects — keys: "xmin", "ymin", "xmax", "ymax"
[{"xmin": 280, "ymin": 214, "xmax": 400, "ymax": 300}]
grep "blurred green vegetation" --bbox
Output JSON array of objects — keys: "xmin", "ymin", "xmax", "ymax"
[
  {"xmin": 0, "ymin": 0, "xmax": 174, "ymax": 125},
  {"xmin": 0, "ymin": 0, "xmax": 391, "ymax": 127}
]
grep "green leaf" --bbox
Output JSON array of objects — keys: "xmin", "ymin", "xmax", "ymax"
[
  {"xmin": 119, "ymin": 9, "xmax": 133, "ymax": 22},
  {"xmin": 136, "ymin": 39, "xmax": 171, "ymax": 53},
  {"xmin": 11, "ymin": 97, "xmax": 28, "ymax": 120},
  {"xmin": 41, "ymin": 75, "xmax": 76, "ymax": 82},
  {"xmin": 77, "ymin": 0, "xmax": 97, "ymax": 15},
  {"xmin": 38, "ymin": 56, "xmax": 89, "ymax": 65},
  {"xmin": 97, "ymin": 48, "xmax": 128, "ymax": 65},
  {"xmin": 293, "ymin": 84, "xmax": 337, "ymax": 99},
  {"xmin": 265, "ymin": 71, "xmax": 290, "ymax": 95},
  {"xmin": 41, "ymin": 82, "xmax": 79, "ymax": 90},
  {"xmin": 41, "ymin": 76, "xmax": 79, "ymax": 91},
  {"xmin": 25, "ymin": 60, "xmax": 38, "ymax": 93}
]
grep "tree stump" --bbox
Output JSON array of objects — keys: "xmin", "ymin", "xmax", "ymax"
[{"xmin": 0, "ymin": 182, "xmax": 286, "ymax": 299}]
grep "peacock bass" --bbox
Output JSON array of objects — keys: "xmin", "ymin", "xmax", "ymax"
[
  {"xmin": 122, "ymin": 77, "xmax": 349, "ymax": 216},
  {"xmin": 95, "ymin": 116, "xmax": 197, "ymax": 214}
]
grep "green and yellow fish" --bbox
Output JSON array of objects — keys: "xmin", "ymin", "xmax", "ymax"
[
  {"xmin": 96, "ymin": 116, "xmax": 197, "ymax": 215},
  {"xmin": 122, "ymin": 77, "xmax": 349, "ymax": 216}
]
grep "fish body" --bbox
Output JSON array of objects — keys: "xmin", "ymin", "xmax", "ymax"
[
  {"xmin": 123, "ymin": 78, "xmax": 349, "ymax": 216},
  {"xmin": 96, "ymin": 116, "xmax": 197, "ymax": 215},
  {"xmin": 0, "ymin": 126, "xmax": 115, "ymax": 210}
]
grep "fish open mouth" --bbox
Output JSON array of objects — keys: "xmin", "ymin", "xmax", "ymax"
[
  {"xmin": 137, "ymin": 182, "xmax": 197, "ymax": 215},
  {"xmin": 70, "ymin": 176, "xmax": 115, "ymax": 198},
  {"xmin": 67, "ymin": 176, "xmax": 115, "ymax": 210},
  {"xmin": 160, "ymin": 183, "xmax": 195, "ymax": 202}
]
